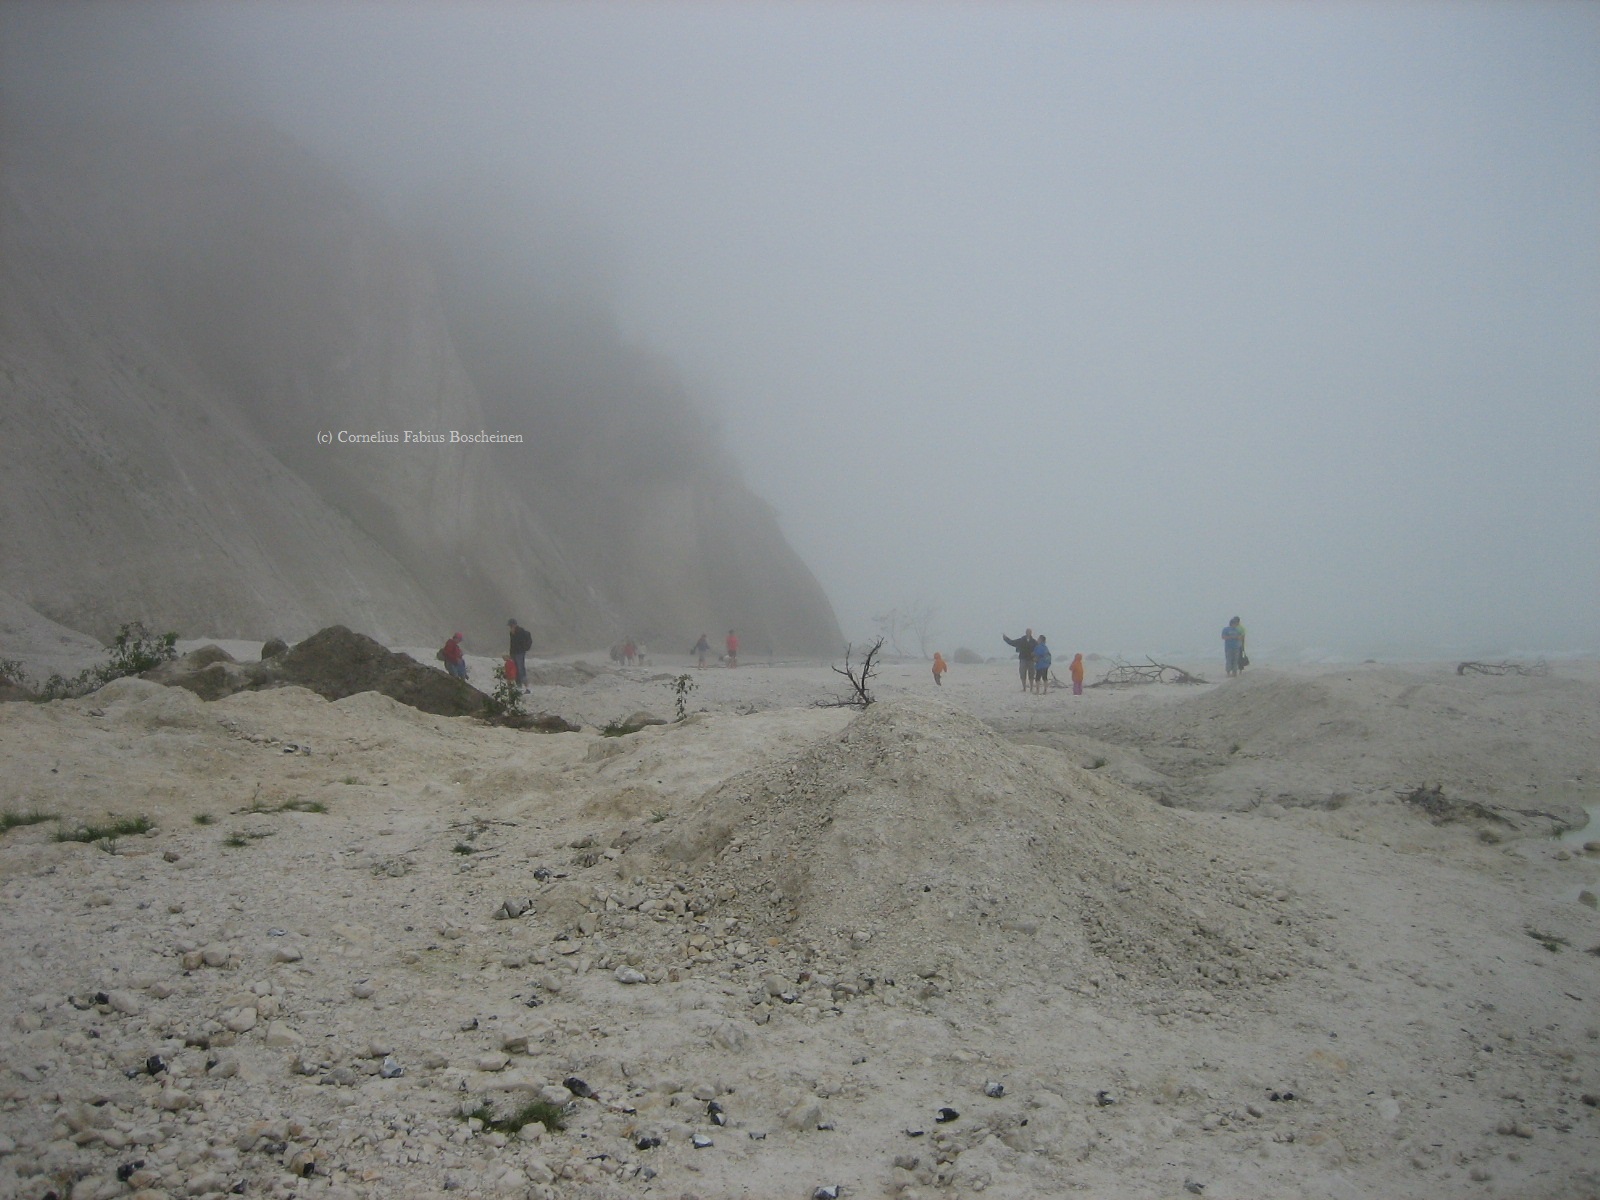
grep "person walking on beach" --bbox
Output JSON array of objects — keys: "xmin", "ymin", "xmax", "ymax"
[
  {"xmin": 1031, "ymin": 635, "xmax": 1052, "ymax": 694},
  {"xmin": 1002, "ymin": 629, "xmax": 1037, "ymax": 692},
  {"xmin": 692, "ymin": 634, "xmax": 711, "ymax": 668},
  {"xmin": 932, "ymin": 652, "xmax": 949, "ymax": 687},
  {"xmin": 507, "ymin": 619, "xmax": 532, "ymax": 692},
  {"xmin": 724, "ymin": 630, "xmax": 739, "ymax": 668},
  {"xmin": 440, "ymin": 632, "xmax": 467, "ymax": 681},
  {"xmin": 1222, "ymin": 616, "xmax": 1247, "ymax": 677},
  {"xmin": 1070, "ymin": 652, "xmax": 1085, "ymax": 696}
]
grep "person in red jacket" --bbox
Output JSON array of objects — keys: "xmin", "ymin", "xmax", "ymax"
[
  {"xmin": 724, "ymin": 630, "xmax": 739, "ymax": 667},
  {"xmin": 441, "ymin": 633, "xmax": 467, "ymax": 680}
]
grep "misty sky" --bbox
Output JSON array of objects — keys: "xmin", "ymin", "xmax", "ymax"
[{"xmin": 11, "ymin": 2, "xmax": 1599, "ymax": 660}]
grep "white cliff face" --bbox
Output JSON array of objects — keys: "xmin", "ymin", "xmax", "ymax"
[{"xmin": 0, "ymin": 120, "xmax": 840, "ymax": 654}]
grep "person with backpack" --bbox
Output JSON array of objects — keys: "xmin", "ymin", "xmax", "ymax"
[
  {"xmin": 507, "ymin": 619, "xmax": 532, "ymax": 691},
  {"xmin": 440, "ymin": 632, "xmax": 467, "ymax": 680},
  {"xmin": 1031, "ymin": 635, "xmax": 1053, "ymax": 694}
]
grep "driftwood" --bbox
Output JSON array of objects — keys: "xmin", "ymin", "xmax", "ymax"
[
  {"xmin": 1455, "ymin": 660, "xmax": 1549, "ymax": 677},
  {"xmin": 1090, "ymin": 657, "xmax": 1209, "ymax": 687}
]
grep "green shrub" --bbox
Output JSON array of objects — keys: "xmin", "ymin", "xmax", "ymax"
[
  {"xmin": 482, "ymin": 663, "xmax": 527, "ymax": 721},
  {"xmin": 106, "ymin": 622, "xmax": 179, "ymax": 676},
  {"xmin": 668, "ymin": 673, "xmax": 697, "ymax": 721},
  {"xmin": 26, "ymin": 621, "xmax": 180, "ymax": 701}
]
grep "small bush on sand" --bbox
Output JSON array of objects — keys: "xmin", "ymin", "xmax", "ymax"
[
  {"xmin": 668, "ymin": 673, "xmax": 697, "ymax": 721},
  {"xmin": 27, "ymin": 621, "xmax": 180, "ymax": 701},
  {"xmin": 106, "ymin": 622, "xmax": 179, "ymax": 676},
  {"xmin": 482, "ymin": 663, "xmax": 527, "ymax": 721}
]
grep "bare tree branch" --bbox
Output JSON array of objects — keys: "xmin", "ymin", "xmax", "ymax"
[
  {"xmin": 1090, "ymin": 656, "xmax": 1209, "ymax": 687},
  {"xmin": 1456, "ymin": 660, "xmax": 1549, "ymax": 677},
  {"xmin": 817, "ymin": 638, "xmax": 884, "ymax": 708}
]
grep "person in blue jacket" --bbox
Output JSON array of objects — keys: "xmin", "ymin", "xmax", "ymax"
[
  {"xmin": 1222, "ymin": 616, "xmax": 1246, "ymax": 677},
  {"xmin": 1031, "ymin": 635, "xmax": 1053, "ymax": 694}
]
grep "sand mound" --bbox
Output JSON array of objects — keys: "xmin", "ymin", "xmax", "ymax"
[
  {"xmin": 1105, "ymin": 667, "xmax": 1598, "ymax": 829},
  {"xmin": 649, "ymin": 698, "xmax": 1319, "ymax": 1002}
]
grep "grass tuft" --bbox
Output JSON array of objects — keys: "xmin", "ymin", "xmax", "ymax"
[
  {"xmin": 463, "ymin": 1098, "xmax": 566, "ymax": 1134},
  {"xmin": 223, "ymin": 829, "xmax": 276, "ymax": 848},
  {"xmin": 54, "ymin": 815, "xmax": 153, "ymax": 843},
  {"xmin": 1, "ymin": 810, "xmax": 56, "ymax": 834},
  {"xmin": 1525, "ymin": 927, "xmax": 1569, "ymax": 953}
]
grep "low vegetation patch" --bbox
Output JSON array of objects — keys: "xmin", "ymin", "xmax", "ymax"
[
  {"xmin": 1525, "ymin": 927, "xmax": 1569, "ymax": 953},
  {"xmin": 462, "ymin": 1098, "xmax": 567, "ymax": 1134},
  {"xmin": 1, "ymin": 809, "xmax": 56, "ymax": 833},
  {"xmin": 223, "ymin": 830, "xmax": 276, "ymax": 848},
  {"xmin": 11, "ymin": 622, "xmax": 181, "ymax": 701},
  {"xmin": 54, "ymin": 815, "xmax": 153, "ymax": 843},
  {"xmin": 242, "ymin": 793, "xmax": 328, "ymax": 815}
]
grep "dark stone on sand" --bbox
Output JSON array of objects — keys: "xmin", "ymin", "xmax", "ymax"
[
  {"xmin": 148, "ymin": 626, "xmax": 486, "ymax": 717},
  {"xmin": 272, "ymin": 626, "xmax": 484, "ymax": 716},
  {"xmin": 261, "ymin": 637, "xmax": 289, "ymax": 659}
]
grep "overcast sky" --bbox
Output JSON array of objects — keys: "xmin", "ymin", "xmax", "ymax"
[{"xmin": 14, "ymin": 2, "xmax": 1599, "ymax": 660}]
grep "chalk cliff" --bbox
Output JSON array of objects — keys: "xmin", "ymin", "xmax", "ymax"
[{"xmin": 0, "ymin": 119, "xmax": 841, "ymax": 656}]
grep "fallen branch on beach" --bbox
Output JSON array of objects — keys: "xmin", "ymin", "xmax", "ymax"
[
  {"xmin": 1090, "ymin": 657, "xmax": 1209, "ymax": 687},
  {"xmin": 818, "ymin": 638, "xmax": 884, "ymax": 708},
  {"xmin": 1455, "ymin": 660, "xmax": 1549, "ymax": 677}
]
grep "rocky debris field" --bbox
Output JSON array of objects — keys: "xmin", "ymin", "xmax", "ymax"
[{"xmin": 1, "ymin": 658, "xmax": 1598, "ymax": 1199}]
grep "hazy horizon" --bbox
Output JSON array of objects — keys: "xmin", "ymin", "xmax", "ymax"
[{"xmin": 4, "ymin": 2, "xmax": 1596, "ymax": 663}]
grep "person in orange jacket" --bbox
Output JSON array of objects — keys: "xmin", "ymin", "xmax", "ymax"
[
  {"xmin": 932, "ymin": 652, "xmax": 948, "ymax": 686},
  {"xmin": 1070, "ymin": 652, "xmax": 1085, "ymax": 695},
  {"xmin": 724, "ymin": 630, "xmax": 739, "ymax": 667}
]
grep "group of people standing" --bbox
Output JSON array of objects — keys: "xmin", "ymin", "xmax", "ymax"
[
  {"xmin": 690, "ymin": 631, "xmax": 739, "ymax": 668},
  {"xmin": 1001, "ymin": 629, "xmax": 1085, "ymax": 695},
  {"xmin": 439, "ymin": 620, "xmax": 534, "ymax": 689}
]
